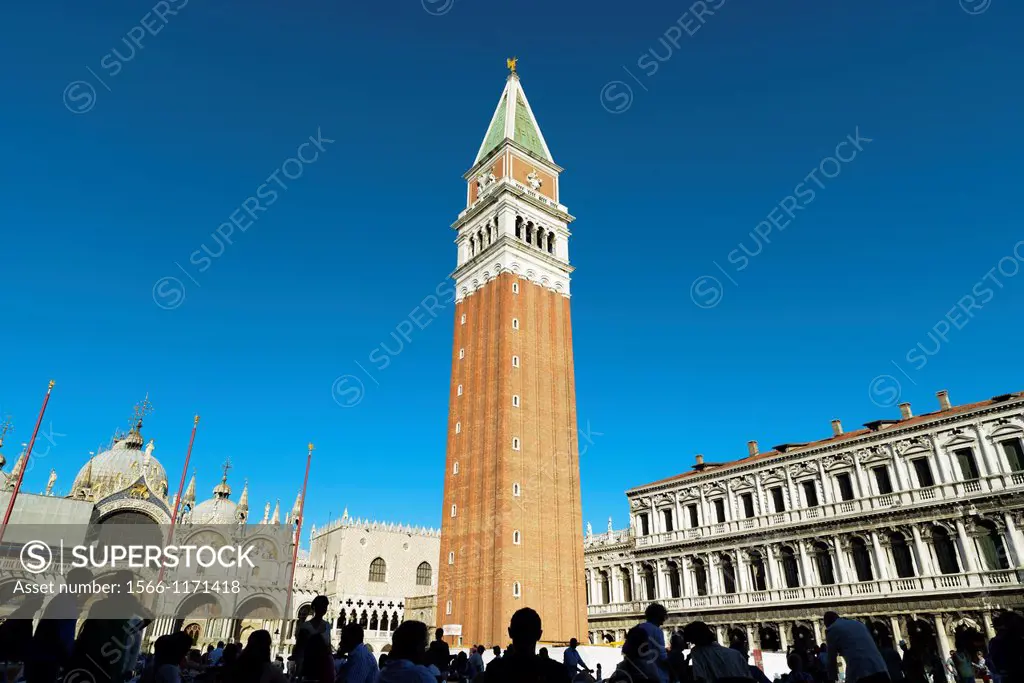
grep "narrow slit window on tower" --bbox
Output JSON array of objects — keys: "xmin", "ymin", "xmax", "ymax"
[
  {"xmin": 455, "ymin": 422, "xmax": 461, "ymax": 434},
  {"xmin": 512, "ymin": 355, "xmax": 520, "ymax": 368},
  {"xmin": 512, "ymin": 395, "xmax": 520, "ymax": 407},
  {"xmin": 512, "ymin": 318, "xmax": 519, "ymax": 330},
  {"xmin": 513, "ymin": 482, "xmax": 521, "ymax": 496},
  {"xmin": 459, "ymin": 348, "xmax": 465, "ymax": 359},
  {"xmin": 461, "ymin": 314, "xmax": 466, "ymax": 325},
  {"xmin": 448, "ymin": 551, "xmax": 455, "ymax": 564},
  {"xmin": 450, "ymin": 504, "xmax": 457, "ymax": 517},
  {"xmin": 453, "ymin": 462, "xmax": 459, "ymax": 475},
  {"xmin": 445, "ymin": 600, "xmax": 452, "ymax": 615},
  {"xmin": 512, "ymin": 581, "xmax": 521, "ymax": 598},
  {"xmin": 513, "ymin": 530, "xmax": 521, "ymax": 545},
  {"xmin": 512, "ymin": 437, "xmax": 521, "ymax": 451},
  {"xmin": 512, "ymin": 282, "xmax": 519, "ymax": 294},
  {"xmin": 457, "ymin": 385, "xmax": 463, "ymax": 396}
]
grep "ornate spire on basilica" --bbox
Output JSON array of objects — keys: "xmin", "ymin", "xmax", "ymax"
[
  {"xmin": 262, "ymin": 501, "xmax": 271, "ymax": 524},
  {"xmin": 123, "ymin": 394, "xmax": 153, "ymax": 450},
  {"xmin": 238, "ymin": 479, "xmax": 249, "ymax": 512},
  {"xmin": 271, "ymin": 499, "xmax": 281, "ymax": 524},
  {"xmin": 212, "ymin": 459, "xmax": 232, "ymax": 500},
  {"xmin": 290, "ymin": 490, "xmax": 302, "ymax": 524},
  {"xmin": 0, "ymin": 416, "xmax": 12, "ymax": 470},
  {"xmin": 184, "ymin": 472, "xmax": 197, "ymax": 505}
]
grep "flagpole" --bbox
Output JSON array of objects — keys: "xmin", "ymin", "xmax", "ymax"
[
  {"xmin": 158, "ymin": 415, "xmax": 199, "ymax": 585},
  {"xmin": 285, "ymin": 442, "xmax": 313, "ymax": 630},
  {"xmin": 0, "ymin": 380, "xmax": 55, "ymax": 546}
]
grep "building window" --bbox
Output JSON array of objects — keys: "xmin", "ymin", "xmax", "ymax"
[
  {"xmin": 667, "ymin": 561, "xmax": 682, "ymax": 597},
  {"xmin": 741, "ymin": 492, "xmax": 755, "ymax": 518},
  {"xmin": 770, "ymin": 486, "xmax": 786, "ymax": 513},
  {"xmin": 641, "ymin": 564, "xmax": 657, "ymax": 600},
  {"xmin": 955, "ymin": 447, "xmax": 981, "ymax": 480},
  {"xmin": 461, "ymin": 314, "xmax": 466, "ymax": 325},
  {"xmin": 851, "ymin": 537, "xmax": 874, "ymax": 582},
  {"xmin": 512, "ymin": 282, "xmax": 519, "ymax": 294},
  {"xmin": 457, "ymin": 385, "xmax": 463, "ymax": 396},
  {"xmin": 835, "ymin": 473, "xmax": 855, "ymax": 501},
  {"xmin": 721, "ymin": 556, "xmax": 737, "ymax": 594},
  {"xmin": 512, "ymin": 482, "xmax": 521, "ymax": 496},
  {"xmin": 638, "ymin": 513, "xmax": 650, "ymax": 536},
  {"xmin": 686, "ymin": 503, "xmax": 699, "ymax": 528},
  {"xmin": 512, "ymin": 318, "xmax": 519, "ymax": 330},
  {"xmin": 452, "ymin": 462, "xmax": 459, "ymax": 475},
  {"xmin": 448, "ymin": 551, "xmax": 455, "ymax": 565},
  {"xmin": 872, "ymin": 466, "xmax": 894, "ymax": 495},
  {"xmin": 780, "ymin": 546, "xmax": 800, "ymax": 588},
  {"xmin": 450, "ymin": 504, "xmax": 457, "ymax": 518},
  {"xmin": 416, "ymin": 562, "xmax": 432, "ymax": 586},
  {"xmin": 977, "ymin": 520, "xmax": 1011, "ymax": 570},
  {"xmin": 1002, "ymin": 439, "xmax": 1024, "ymax": 471},
  {"xmin": 932, "ymin": 526, "xmax": 960, "ymax": 574},
  {"xmin": 459, "ymin": 348, "xmax": 465, "ymax": 359},
  {"xmin": 662, "ymin": 509, "xmax": 674, "ymax": 532},
  {"xmin": 813, "ymin": 542, "xmax": 835, "ymax": 585},
  {"xmin": 693, "ymin": 559, "xmax": 709, "ymax": 596},
  {"xmin": 713, "ymin": 499, "xmax": 726, "ymax": 524},
  {"xmin": 512, "ymin": 355, "xmax": 520, "ymax": 368},
  {"xmin": 748, "ymin": 552, "xmax": 767, "ymax": 592},
  {"xmin": 512, "ymin": 395, "xmax": 520, "ymax": 407},
  {"xmin": 445, "ymin": 600, "xmax": 452, "ymax": 615},
  {"xmin": 455, "ymin": 422, "xmax": 461, "ymax": 434},
  {"xmin": 513, "ymin": 530, "xmax": 521, "ymax": 545},
  {"xmin": 512, "ymin": 581, "xmax": 521, "ymax": 598},
  {"xmin": 801, "ymin": 481, "xmax": 819, "ymax": 507},
  {"xmin": 512, "ymin": 437, "xmax": 520, "ymax": 451},
  {"xmin": 912, "ymin": 458, "xmax": 936, "ymax": 487},
  {"xmin": 368, "ymin": 557, "xmax": 387, "ymax": 583},
  {"xmin": 890, "ymin": 532, "xmax": 915, "ymax": 578}
]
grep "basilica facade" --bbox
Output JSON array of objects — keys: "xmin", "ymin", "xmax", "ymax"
[
  {"xmin": 584, "ymin": 389, "xmax": 1024, "ymax": 656},
  {"xmin": 0, "ymin": 403, "xmax": 439, "ymax": 657}
]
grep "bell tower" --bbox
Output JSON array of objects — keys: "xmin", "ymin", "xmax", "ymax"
[{"xmin": 437, "ymin": 59, "xmax": 587, "ymax": 646}]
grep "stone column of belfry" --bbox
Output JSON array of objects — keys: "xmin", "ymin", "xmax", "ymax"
[{"xmin": 437, "ymin": 61, "xmax": 587, "ymax": 647}]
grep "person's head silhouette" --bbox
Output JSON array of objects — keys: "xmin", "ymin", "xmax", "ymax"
[
  {"xmin": 644, "ymin": 603, "xmax": 668, "ymax": 627},
  {"xmin": 507, "ymin": 607, "xmax": 543, "ymax": 655},
  {"xmin": 312, "ymin": 595, "xmax": 329, "ymax": 619},
  {"xmin": 390, "ymin": 620, "xmax": 429, "ymax": 665}
]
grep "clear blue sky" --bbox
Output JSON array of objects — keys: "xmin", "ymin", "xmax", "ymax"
[{"xmin": 1, "ymin": 0, "xmax": 1022, "ymax": 534}]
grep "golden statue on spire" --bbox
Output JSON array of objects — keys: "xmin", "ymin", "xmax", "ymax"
[{"xmin": 507, "ymin": 57, "xmax": 518, "ymax": 74}]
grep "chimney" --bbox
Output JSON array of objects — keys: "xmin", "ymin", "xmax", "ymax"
[
  {"xmin": 695, "ymin": 454, "xmax": 704, "ymax": 466},
  {"xmin": 937, "ymin": 389, "xmax": 951, "ymax": 411},
  {"xmin": 899, "ymin": 402, "xmax": 913, "ymax": 420},
  {"xmin": 747, "ymin": 441, "xmax": 759, "ymax": 457},
  {"xmin": 831, "ymin": 419, "xmax": 843, "ymax": 437}
]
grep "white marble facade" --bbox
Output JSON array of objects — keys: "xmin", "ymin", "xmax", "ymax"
[{"xmin": 585, "ymin": 390, "xmax": 1024, "ymax": 656}]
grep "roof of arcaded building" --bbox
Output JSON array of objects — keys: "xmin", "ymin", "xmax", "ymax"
[{"xmin": 628, "ymin": 391, "xmax": 1024, "ymax": 494}]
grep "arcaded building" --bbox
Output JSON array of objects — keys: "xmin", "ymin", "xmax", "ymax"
[
  {"xmin": 437, "ymin": 62, "xmax": 588, "ymax": 647},
  {"xmin": 585, "ymin": 389, "xmax": 1024, "ymax": 655}
]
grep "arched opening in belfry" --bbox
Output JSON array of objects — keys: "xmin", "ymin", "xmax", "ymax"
[
  {"xmin": 525, "ymin": 222, "xmax": 534, "ymax": 245},
  {"xmin": 547, "ymin": 232, "xmax": 554, "ymax": 254},
  {"xmin": 515, "ymin": 215, "xmax": 523, "ymax": 239}
]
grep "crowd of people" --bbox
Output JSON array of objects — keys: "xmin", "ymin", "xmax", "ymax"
[{"xmin": 2, "ymin": 583, "xmax": 1023, "ymax": 683}]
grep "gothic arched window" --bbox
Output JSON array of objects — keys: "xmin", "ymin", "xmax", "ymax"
[
  {"xmin": 416, "ymin": 561, "xmax": 432, "ymax": 586},
  {"xmin": 369, "ymin": 557, "xmax": 387, "ymax": 583},
  {"xmin": 369, "ymin": 611, "xmax": 379, "ymax": 631}
]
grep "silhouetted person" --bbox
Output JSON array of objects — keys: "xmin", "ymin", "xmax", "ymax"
[
  {"xmin": 0, "ymin": 594, "xmax": 44, "ymax": 673},
  {"xmin": 681, "ymin": 621, "xmax": 751, "ymax": 682},
  {"xmin": 225, "ymin": 629, "xmax": 286, "ymax": 683},
  {"xmin": 337, "ymin": 623, "xmax": 377, "ymax": 683},
  {"xmin": 730, "ymin": 641, "xmax": 768, "ymax": 683},
  {"xmin": 564, "ymin": 638, "xmax": 592, "ymax": 680},
  {"xmin": 875, "ymin": 639, "xmax": 903, "ymax": 683},
  {"xmin": 639, "ymin": 604, "xmax": 670, "ymax": 683},
  {"xmin": 609, "ymin": 626, "xmax": 661, "ymax": 683},
  {"xmin": 297, "ymin": 596, "xmax": 333, "ymax": 682},
  {"xmin": 823, "ymin": 612, "xmax": 888, "ymax": 683},
  {"xmin": 378, "ymin": 620, "xmax": 436, "ymax": 683},
  {"xmin": 140, "ymin": 632, "xmax": 192, "ymax": 683},
  {"xmin": 24, "ymin": 568, "xmax": 93, "ymax": 683},
  {"xmin": 428, "ymin": 627, "xmax": 452, "ymax": 674},
  {"xmin": 68, "ymin": 570, "xmax": 153, "ymax": 683},
  {"xmin": 209, "ymin": 640, "xmax": 226, "ymax": 666},
  {"xmin": 988, "ymin": 611, "xmax": 1024, "ymax": 683},
  {"xmin": 484, "ymin": 608, "xmax": 570, "ymax": 683},
  {"xmin": 486, "ymin": 646, "xmax": 503, "ymax": 672},
  {"xmin": 468, "ymin": 646, "xmax": 485, "ymax": 678},
  {"xmin": 667, "ymin": 633, "xmax": 691, "ymax": 683}
]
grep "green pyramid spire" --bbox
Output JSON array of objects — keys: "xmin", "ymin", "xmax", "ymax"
[{"xmin": 475, "ymin": 72, "xmax": 552, "ymax": 165}]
